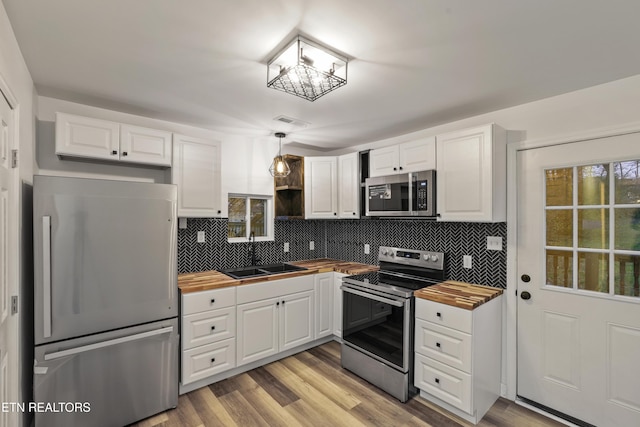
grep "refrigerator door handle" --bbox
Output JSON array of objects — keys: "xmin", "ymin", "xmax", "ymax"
[
  {"xmin": 42, "ymin": 216, "xmax": 52, "ymax": 338},
  {"xmin": 44, "ymin": 326, "xmax": 174, "ymax": 361}
]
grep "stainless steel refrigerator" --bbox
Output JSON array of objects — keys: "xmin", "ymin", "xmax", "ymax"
[{"xmin": 33, "ymin": 175, "xmax": 179, "ymax": 427}]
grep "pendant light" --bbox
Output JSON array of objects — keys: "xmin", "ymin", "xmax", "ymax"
[{"xmin": 269, "ymin": 132, "xmax": 291, "ymax": 177}]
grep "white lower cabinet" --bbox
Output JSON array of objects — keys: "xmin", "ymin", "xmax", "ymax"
[
  {"xmin": 181, "ymin": 287, "xmax": 237, "ymax": 385},
  {"xmin": 414, "ymin": 296, "xmax": 502, "ymax": 425},
  {"xmin": 333, "ymin": 273, "xmax": 346, "ymax": 338},
  {"xmin": 314, "ymin": 272, "xmax": 334, "ymax": 339},
  {"xmin": 236, "ymin": 276, "xmax": 315, "ymax": 367}
]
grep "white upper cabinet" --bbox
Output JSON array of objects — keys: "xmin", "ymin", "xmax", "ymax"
[
  {"xmin": 172, "ymin": 134, "xmax": 222, "ymax": 218},
  {"xmin": 120, "ymin": 124, "xmax": 172, "ymax": 166},
  {"xmin": 55, "ymin": 112, "xmax": 172, "ymax": 166},
  {"xmin": 369, "ymin": 137, "xmax": 436, "ymax": 177},
  {"xmin": 435, "ymin": 124, "xmax": 506, "ymax": 222},
  {"xmin": 305, "ymin": 156, "xmax": 338, "ymax": 219},
  {"xmin": 55, "ymin": 113, "xmax": 119, "ymax": 160},
  {"xmin": 337, "ymin": 152, "xmax": 359, "ymax": 218}
]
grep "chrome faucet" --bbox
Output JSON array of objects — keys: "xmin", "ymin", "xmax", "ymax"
[{"xmin": 248, "ymin": 231, "xmax": 260, "ymax": 266}]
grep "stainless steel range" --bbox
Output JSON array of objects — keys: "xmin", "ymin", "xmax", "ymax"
[{"xmin": 341, "ymin": 246, "xmax": 445, "ymax": 402}]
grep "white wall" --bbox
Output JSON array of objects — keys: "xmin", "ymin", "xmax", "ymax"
[
  {"xmin": 328, "ymin": 73, "xmax": 640, "ymax": 154},
  {"xmin": 0, "ymin": 2, "xmax": 36, "ymax": 425}
]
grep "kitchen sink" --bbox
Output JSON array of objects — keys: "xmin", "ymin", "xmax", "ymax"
[
  {"xmin": 258, "ymin": 263, "xmax": 307, "ymax": 274},
  {"xmin": 222, "ymin": 263, "xmax": 306, "ymax": 279},
  {"xmin": 222, "ymin": 267, "xmax": 269, "ymax": 279}
]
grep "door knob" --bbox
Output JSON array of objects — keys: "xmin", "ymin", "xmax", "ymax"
[
  {"xmin": 521, "ymin": 274, "xmax": 531, "ymax": 283},
  {"xmin": 520, "ymin": 291, "xmax": 532, "ymax": 300}
]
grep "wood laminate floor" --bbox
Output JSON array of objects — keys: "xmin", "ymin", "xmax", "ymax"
[{"xmin": 130, "ymin": 341, "xmax": 564, "ymax": 427}]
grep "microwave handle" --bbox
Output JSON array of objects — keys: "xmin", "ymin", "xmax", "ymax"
[{"xmin": 409, "ymin": 173, "xmax": 415, "ymax": 215}]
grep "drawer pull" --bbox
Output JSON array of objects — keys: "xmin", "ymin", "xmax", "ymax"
[
  {"xmin": 436, "ymin": 342, "xmax": 441, "ymax": 348},
  {"xmin": 210, "ymin": 326, "xmax": 216, "ymax": 331},
  {"xmin": 210, "ymin": 298, "xmax": 215, "ymax": 304},
  {"xmin": 211, "ymin": 358, "xmax": 216, "ymax": 363},
  {"xmin": 435, "ymin": 378, "xmax": 440, "ymax": 384},
  {"xmin": 436, "ymin": 312, "xmax": 442, "ymax": 318}
]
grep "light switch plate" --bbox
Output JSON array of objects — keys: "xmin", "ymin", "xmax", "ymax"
[
  {"xmin": 487, "ymin": 236, "xmax": 503, "ymax": 251},
  {"xmin": 463, "ymin": 255, "xmax": 472, "ymax": 269},
  {"xmin": 284, "ymin": 242, "xmax": 290, "ymax": 253},
  {"xmin": 178, "ymin": 217, "xmax": 188, "ymax": 229},
  {"xmin": 309, "ymin": 241, "xmax": 315, "ymax": 250},
  {"xmin": 364, "ymin": 244, "xmax": 370, "ymax": 254},
  {"xmin": 197, "ymin": 231, "xmax": 205, "ymax": 243}
]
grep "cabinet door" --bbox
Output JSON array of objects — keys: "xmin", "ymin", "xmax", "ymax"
[
  {"xmin": 369, "ymin": 146, "xmax": 399, "ymax": 177},
  {"xmin": 314, "ymin": 273, "xmax": 333, "ymax": 339},
  {"xmin": 236, "ymin": 298, "xmax": 279, "ymax": 366},
  {"xmin": 120, "ymin": 124, "xmax": 172, "ymax": 166},
  {"xmin": 338, "ymin": 153, "xmax": 359, "ymax": 218},
  {"xmin": 304, "ymin": 157, "xmax": 338, "ymax": 219},
  {"xmin": 55, "ymin": 112, "xmax": 119, "ymax": 160},
  {"xmin": 333, "ymin": 273, "xmax": 346, "ymax": 338},
  {"xmin": 399, "ymin": 137, "xmax": 436, "ymax": 172},
  {"xmin": 279, "ymin": 291, "xmax": 314, "ymax": 352},
  {"xmin": 436, "ymin": 124, "xmax": 506, "ymax": 222},
  {"xmin": 172, "ymin": 134, "xmax": 222, "ymax": 217}
]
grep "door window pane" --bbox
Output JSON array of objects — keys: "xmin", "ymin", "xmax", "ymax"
[
  {"xmin": 546, "ymin": 168, "xmax": 573, "ymax": 206},
  {"xmin": 614, "ymin": 160, "xmax": 640, "ymax": 204},
  {"xmin": 578, "ymin": 209, "xmax": 609, "ymax": 249},
  {"xmin": 546, "ymin": 250, "xmax": 573, "ymax": 288},
  {"xmin": 577, "ymin": 164, "xmax": 609, "ymax": 205},
  {"xmin": 250, "ymin": 199, "xmax": 267, "ymax": 237},
  {"xmin": 578, "ymin": 252, "xmax": 608, "ymax": 293},
  {"xmin": 614, "ymin": 254, "xmax": 640, "ymax": 297},
  {"xmin": 228, "ymin": 197, "xmax": 246, "ymax": 238},
  {"xmin": 614, "ymin": 208, "xmax": 640, "ymax": 251},
  {"xmin": 546, "ymin": 210, "xmax": 573, "ymax": 247}
]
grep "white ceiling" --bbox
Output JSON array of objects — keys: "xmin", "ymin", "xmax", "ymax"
[{"xmin": 4, "ymin": 0, "xmax": 640, "ymax": 150}]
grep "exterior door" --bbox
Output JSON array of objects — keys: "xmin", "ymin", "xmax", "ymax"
[
  {"xmin": 0, "ymin": 88, "xmax": 18, "ymax": 427},
  {"xmin": 517, "ymin": 132, "xmax": 640, "ymax": 427}
]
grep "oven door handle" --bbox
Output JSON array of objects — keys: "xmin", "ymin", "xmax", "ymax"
[{"xmin": 340, "ymin": 286, "xmax": 405, "ymax": 307}]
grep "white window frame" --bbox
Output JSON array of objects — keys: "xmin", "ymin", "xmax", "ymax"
[{"xmin": 227, "ymin": 194, "xmax": 274, "ymax": 243}]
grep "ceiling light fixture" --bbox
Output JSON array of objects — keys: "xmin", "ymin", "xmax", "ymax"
[
  {"xmin": 269, "ymin": 132, "xmax": 291, "ymax": 177},
  {"xmin": 267, "ymin": 35, "xmax": 348, "ymax": 102}
]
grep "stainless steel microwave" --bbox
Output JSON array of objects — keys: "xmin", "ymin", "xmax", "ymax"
[{"xmin": 365, "ymin": 170, "xmax": 436, "ymax": 217}]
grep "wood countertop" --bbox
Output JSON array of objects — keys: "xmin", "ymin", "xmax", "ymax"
[
  {"xmin": 178, "ymin": 259, "xmax": 378, "ymax": 293},
  {"xmin": 415, "ymin": 280, "xmax": 503, "ymax": 310}
]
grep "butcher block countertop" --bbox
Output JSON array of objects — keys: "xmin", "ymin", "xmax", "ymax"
[
  {"xmin": 178, "ymin": 259, "xmax": 378, "ymax": 293},
  {"xmin": 415, "ymin": 280, "xmax": 503, "ymax": 310}
]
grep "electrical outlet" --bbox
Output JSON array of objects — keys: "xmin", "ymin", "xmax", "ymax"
[
  {"xmin": 364, "ymin": 244, "xmax": 370, "ymax": 254},
  {"xmin": 487, "ymin": 236, "xmax": 503, "ymax": 251},
  {"xmin": 178, "ymin": 218, "xmax": 188, "ymax": 229},
  {"xmin": 284, "ymin": 242, "xmax": 290, "ymax": 253},
  {"xmin": 197, "ymin": 231, "xmax": 205, "ymax": 243},
  {"xmin": 309, "ymin": 241, "xmax": 315, "ymax": 250},
  {"xmin": 463, "ymin": 255, "xmax": 472, "ymax": 269}
]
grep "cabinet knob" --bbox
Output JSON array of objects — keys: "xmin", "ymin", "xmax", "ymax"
[
  {"xmin": 217, "ymin": 210, "xmax": 221, "ymax": 214},
  {"xmin": 282, "ymin": 300, "xmax": 285, "ymax": 305},
  {"xmin": 210, "ymin": 299, "xmax": 215, "ymax": 304},
  {"xmin": 352, "ymin": 212, "xmax": 356, "ymax": 215},
  {"xmin": 276, "ymin": 302, "xmax": 279, "ymax": 306},
  {"xmin": 211, "ymin": 325, "xmax": 216, "ymax": 331},
  {"xmin": 399, "ymin": 166, "xmax": 403, "ymax": 170},
  {"xmin": 435, "ymin": 378, "xmax": 440, "ymax": 384},
  {"xmin": 436, "ymin": 342, "xmax": 441, "ymax": 348},
  {"xmin": 111, "ymin": 150, "xmax": 118, "ymax": 155},
  {"xmin": 211, "ymin": 358, "xmax": 216, "ymax": 363},
  {"xmin": 122, "ymin": 151, "xmax": 128, "ymax": 156},
  {"xmin": 393, "ymin": 167, "xmax": 397, "ymax": 171},
  {"xmin": 334, "ymin": 212, "xmax": 337, "ymax": 216},
  {"xmin": 436, "ymin": 312, "xmax": 442, "ymax": 318}
]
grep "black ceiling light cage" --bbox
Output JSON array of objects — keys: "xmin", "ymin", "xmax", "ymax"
[{"xmin": 267, "ymin": 35, "xmax": 348, "ymax": 102}]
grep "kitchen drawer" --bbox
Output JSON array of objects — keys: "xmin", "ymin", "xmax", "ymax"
[
  {"xmin": 182, "ymin": 287, "xmax": 236, "ymax": 315},
  {"xmin": 415, "ymin": 318, "xmax": 471, "ymax": 373},
  {"xmin": 182, "ymin": 338, "xmax": 236, "ymax": 385},
  {"xmin": 414, "ymin": 353, "xmax": 472, "ymax": 414},
  {"xmin": 415, "ymin": 298, "xmax": 472, "ymax": 334},
  {"xmin": 182, "ymin": 306, "xmax": 236, "ymax": 350}
]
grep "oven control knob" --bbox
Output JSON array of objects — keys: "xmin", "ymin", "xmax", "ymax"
[
  {"xmin": 430, "ymin": 255, "xmax": 439, "ymax": 262},
  {"xmin": 381, "ymin": 249, "xmax": 388, "ymax": 256}
]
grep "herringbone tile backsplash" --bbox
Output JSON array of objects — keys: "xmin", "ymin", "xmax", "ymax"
[{"xmin": 178, "ymin": 219, "xmax": 507, "ymax": 288}]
